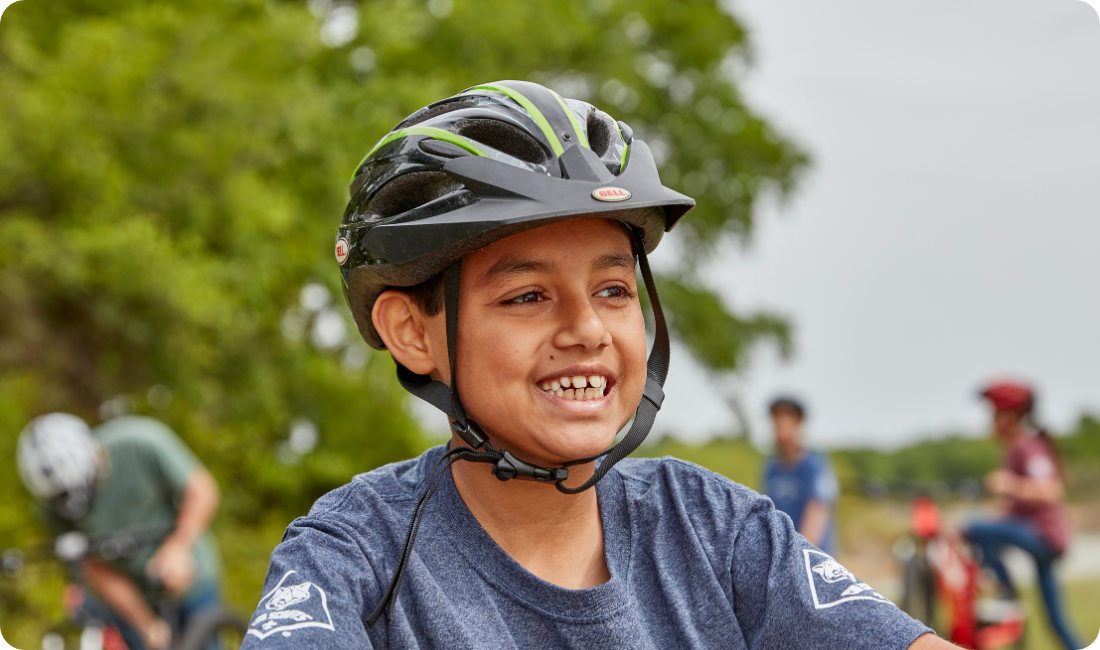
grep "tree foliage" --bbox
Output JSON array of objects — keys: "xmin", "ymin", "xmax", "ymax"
[{"xmin": 0, "ymin": 0, "xmax": 807, "ymax": 639}]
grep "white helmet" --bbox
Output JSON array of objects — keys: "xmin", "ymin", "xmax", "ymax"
[{"xmin": 16, "ymin": 413, "xmax": 102, "ymax": 520}]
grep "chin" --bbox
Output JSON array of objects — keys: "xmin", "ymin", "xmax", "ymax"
[{"xmin": 530, "ymin": 423, "xmax": 619, "ymax": 464}]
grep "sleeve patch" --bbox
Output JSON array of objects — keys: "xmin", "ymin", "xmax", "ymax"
[
  {"xmin": 804, "ymin": 550, "xmax": 892, "ymax": 609},
  {"xmin": 247, "ymin": 570, "xmax": 336, "ymax": 640}
]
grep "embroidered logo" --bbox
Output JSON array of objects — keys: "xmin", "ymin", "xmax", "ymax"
[
  {"xmin": 247, "ymin": 571, "xmax": 336, "ymax": 640},
  {"xmin": 804, "ymin": 549, "xmax": 891, "ymax": 609}
]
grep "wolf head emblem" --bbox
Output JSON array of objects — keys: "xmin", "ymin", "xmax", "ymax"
[
  {"xmin": 266, "ymin": 582, "xmax": 313, "ymax": 610},
  {"xmin": 811, "ymin": 558, "xmax": 855, "ymax": 584}
]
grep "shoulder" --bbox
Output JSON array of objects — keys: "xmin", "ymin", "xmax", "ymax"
[
  {"xmin": 612, "ymin": 456, "xmax": 774, "ymax": 522},
  {"xmin": 805, "ymin": 450, "xmax": 833, "ymax": 469},
  {"xmin": 94, "ymin": 416, "xmax": 182, "ymax": 449},
  {"xmin": 283, "ymin": 447, "xmax": 445, "ymax": 542}
]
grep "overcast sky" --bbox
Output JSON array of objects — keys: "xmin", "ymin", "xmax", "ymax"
[{"xmin": 654, "ymin": 0, "xmax": 1100, "ymax": 449}]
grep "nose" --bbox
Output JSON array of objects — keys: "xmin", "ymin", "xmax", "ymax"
[{"xmin": 552, "ymin": 292, "xmax": 612, "ymax": 352}]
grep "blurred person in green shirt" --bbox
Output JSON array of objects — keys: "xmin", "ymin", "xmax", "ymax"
[{"xmin": 17, "ymin": 413, "xmax": 223, "ymax": 650}]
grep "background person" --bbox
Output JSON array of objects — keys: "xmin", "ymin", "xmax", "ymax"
[
  {"xmin": 17, "ymin": 413, "xmax": 223, "ymax": 650},
  {"xmin": 963, "ymin": 381, "xmax": 1080, "ymax": 650},
  {"xmin": 762, "ymin": 396, "xmax": 839, "ymax": 553}
]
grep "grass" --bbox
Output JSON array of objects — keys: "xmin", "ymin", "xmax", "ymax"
[{"xmin": 1019, "ymin": 578, "xmax": 1100, "ymax": 650}]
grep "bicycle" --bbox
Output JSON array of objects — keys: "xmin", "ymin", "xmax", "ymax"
[
  {"xmin": 2, "ymin": 528, "xmax": 245, "ymax": 650},
  {"xmin": 895, "ymin": 496, "xmax": 1026, "ymax": 650}
]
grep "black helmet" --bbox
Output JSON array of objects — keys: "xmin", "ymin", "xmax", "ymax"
[
  {"xmin": 339, "ymin": 81, "xmax": 696, "ymax": 625},
  {"xmin": 336, "ymin": 80, "xmax": 693, "ymax": 349}
]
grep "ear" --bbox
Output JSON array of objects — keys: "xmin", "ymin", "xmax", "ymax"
[{"xmin": 372, "ymin": 290, "xmax": 444, "ymax": 378}]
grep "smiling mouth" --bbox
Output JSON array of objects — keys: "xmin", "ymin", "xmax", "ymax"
[{"xmin": 537, "ymin": 375, "xmax": 610, "ymax": 401}]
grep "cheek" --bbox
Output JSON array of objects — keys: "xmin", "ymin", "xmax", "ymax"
[
  {"xmin": 614, "ymin": 310, "xmax": 649, "ymax": 404},
  {"xmin": 454, "ymin": 315, "xmax": 536, "ymax": 406}
]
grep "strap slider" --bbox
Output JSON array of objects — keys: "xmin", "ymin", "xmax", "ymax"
[
  {"xmin": 643, "ymin": 376, "xmax": 665, "ymax": 410},
  {"xmin": 450, "ymin": 420, "xmax": 488, "ymax": 449}
]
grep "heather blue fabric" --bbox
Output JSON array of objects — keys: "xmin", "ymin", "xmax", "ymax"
[
  {"xmin": 762, "ymin": 451, "xmax": 838, "ymax": 555},
  {"xmin": 242, "ymin": 446, "xmax": 930, "ymax": 650}
]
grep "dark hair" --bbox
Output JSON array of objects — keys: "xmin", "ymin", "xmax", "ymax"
[
  {"xmin": 397, "ymin": 272, "xmax": 445, "ymax": 317},
  {"xmin": 769, "ymin": 396, "xmax": 805, "ymax": 420}
]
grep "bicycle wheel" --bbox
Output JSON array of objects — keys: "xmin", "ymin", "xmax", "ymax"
[
  {"xmin": 174, "ymin": 608, "xmax": 247, "ymax": 650},
  {"xmin": 901, "ymin": 554, "xmax": 936, "ymax": 626}
]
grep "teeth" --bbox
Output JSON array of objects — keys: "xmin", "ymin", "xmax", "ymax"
[{"xmin": 539, "ymin": 375, "xmax": 609, "ymax": 399}]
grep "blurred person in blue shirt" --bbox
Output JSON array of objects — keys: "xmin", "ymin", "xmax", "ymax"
[{"xmin": 762, "ymin": 396, "xmax": 839, "ymax": 553}]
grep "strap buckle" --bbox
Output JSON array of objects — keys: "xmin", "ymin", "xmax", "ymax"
[{"xmin": 491, "ymin": 451, "xmax": 569, "ymax": 483}]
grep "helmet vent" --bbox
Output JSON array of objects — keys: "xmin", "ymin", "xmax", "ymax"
[
  {"xmin": 587, "ymin": 110, "xmax": 613, "ymax": 157},
  {"xmin": 397, "ymin": 99, "xmax": 480, "ymax": 130},
  {"xmin": 451, "ymin": 118, "xmax": 549, "ymax": 164},
  {"xmin": 367, "ymin": 172, "xmax": 464, "ymax": 221}
]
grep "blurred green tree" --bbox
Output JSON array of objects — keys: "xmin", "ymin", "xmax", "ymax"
[
  {"xmin": 0, "ymin": 0, "xmax": 807, "ymax": 501},
  {"xmin": 0, "ymin": 0, "xmax": 807, "ymax": 639}
]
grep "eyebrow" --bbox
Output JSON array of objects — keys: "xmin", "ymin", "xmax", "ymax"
[
  {"xmin": 593, "ymin": 252, "xmax": 636, "ymax": 271},
  {"xmin": 484, "ymin": 251, "xmax": 636, "ymax": 282},
  {"xmin": 485, "ymin": 257, "xmax": 556, "ymax": 280}
]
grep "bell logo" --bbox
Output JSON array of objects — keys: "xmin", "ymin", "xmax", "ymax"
[
  {"xmin": 591, "ymin": 187, "xmax": 631, "ymax": 202},
  {"xmin": 335, "ymin": 238, "xmax": 350, "ymax": 265}
]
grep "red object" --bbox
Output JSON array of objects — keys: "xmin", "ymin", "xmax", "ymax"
[
  {"xmin": 980, "ymin": 381, "xmax": 1033, "ymax": 412},
  {"xmin": 911, "ymin": 497, "xmax": 941, "ymax": 539},
  {"xmin": 914, "ymin": 498, "xmax": 1025, "ymax": 649},
  {"xmin": 102, "ymin": 626, "xmax": 130, "ymax": 650}
]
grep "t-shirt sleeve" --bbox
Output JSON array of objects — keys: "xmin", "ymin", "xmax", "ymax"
[
  {"xmin": 731, "ymin": 495, "xmax": 931, "ymax": 650},
  {"xmin": 807, "ymin": 454, "xmax": 839, "ymax": 505},
  {"xmin": 240, "ymin": 515, "xmax": 380, "ymax": 650}
]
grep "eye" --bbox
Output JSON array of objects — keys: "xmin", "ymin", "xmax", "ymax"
[
  {"xmin": 595, "ymin": 284, "xmax": 635, "ymax": 300},
  {"xmin": 507, "ymin": 290, "xmax": 545, "ymax": 304}
]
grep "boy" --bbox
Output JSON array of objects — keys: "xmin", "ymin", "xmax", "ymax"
[
  {"xmin": 762, "ymin": 396, "xmax": 838, "ymax": 553},
  {"xmin": 243, "ymin": 81, "xmax": 954, "ymax": 649}
]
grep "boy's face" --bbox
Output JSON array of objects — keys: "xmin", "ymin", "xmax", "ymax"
[
  {"xmin": 423, "ymin": 219, "xmax": 647, "ymax": 466},
  {"xmin": 771, "ymin": 410, "xmax": 803, "ymax": 454}
]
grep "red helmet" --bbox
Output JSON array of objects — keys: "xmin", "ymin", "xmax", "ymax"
[{"xmin": 979, "ymin": 380, "xmax": 1034, "ymax": 413}]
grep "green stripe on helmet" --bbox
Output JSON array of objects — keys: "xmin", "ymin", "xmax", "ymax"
[
  {"xmin": 468, "ymin": 83, "xmax": 572, "ymax": 157},
  {"xmin": 349, "ymin": 126, "xmax": 488, "ymax": 184},
  {"xmin": 617, "ymin": 122, "xmax": 630, "ymax": 174},
  {"xmin": 550, "ymin": 91, "xmax": 589, "ymax": 149}
]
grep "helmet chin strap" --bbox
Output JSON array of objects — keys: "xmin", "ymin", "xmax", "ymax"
[{"xmin": 370, "ymin": 227, "xmax": 669, "ymax": 626}]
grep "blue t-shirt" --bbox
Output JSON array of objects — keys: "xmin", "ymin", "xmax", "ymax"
[
  {"xmin": 763, "ymin": 451, "xmax": 839, "ymax": 555},
  {"xmin": 242, "ymin": 446, "xmax": 927, "ymax": 649}
]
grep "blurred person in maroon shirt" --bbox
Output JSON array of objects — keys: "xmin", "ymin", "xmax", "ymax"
[{"xmin": 963, "ymin": 381, "xmax": 1080, "ymax": 650}]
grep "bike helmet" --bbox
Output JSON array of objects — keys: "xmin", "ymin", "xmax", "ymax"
[
  {"xmin": 337, "ymin": 81, "xmax": 695, "ymax": 624},
  {"xmin": 979, "ymin": 381, "xmax": 1034, "ymax": 413},
  {"xmin": 16, "ymin": 413, "xmax": 102, "ymax": 521}
]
